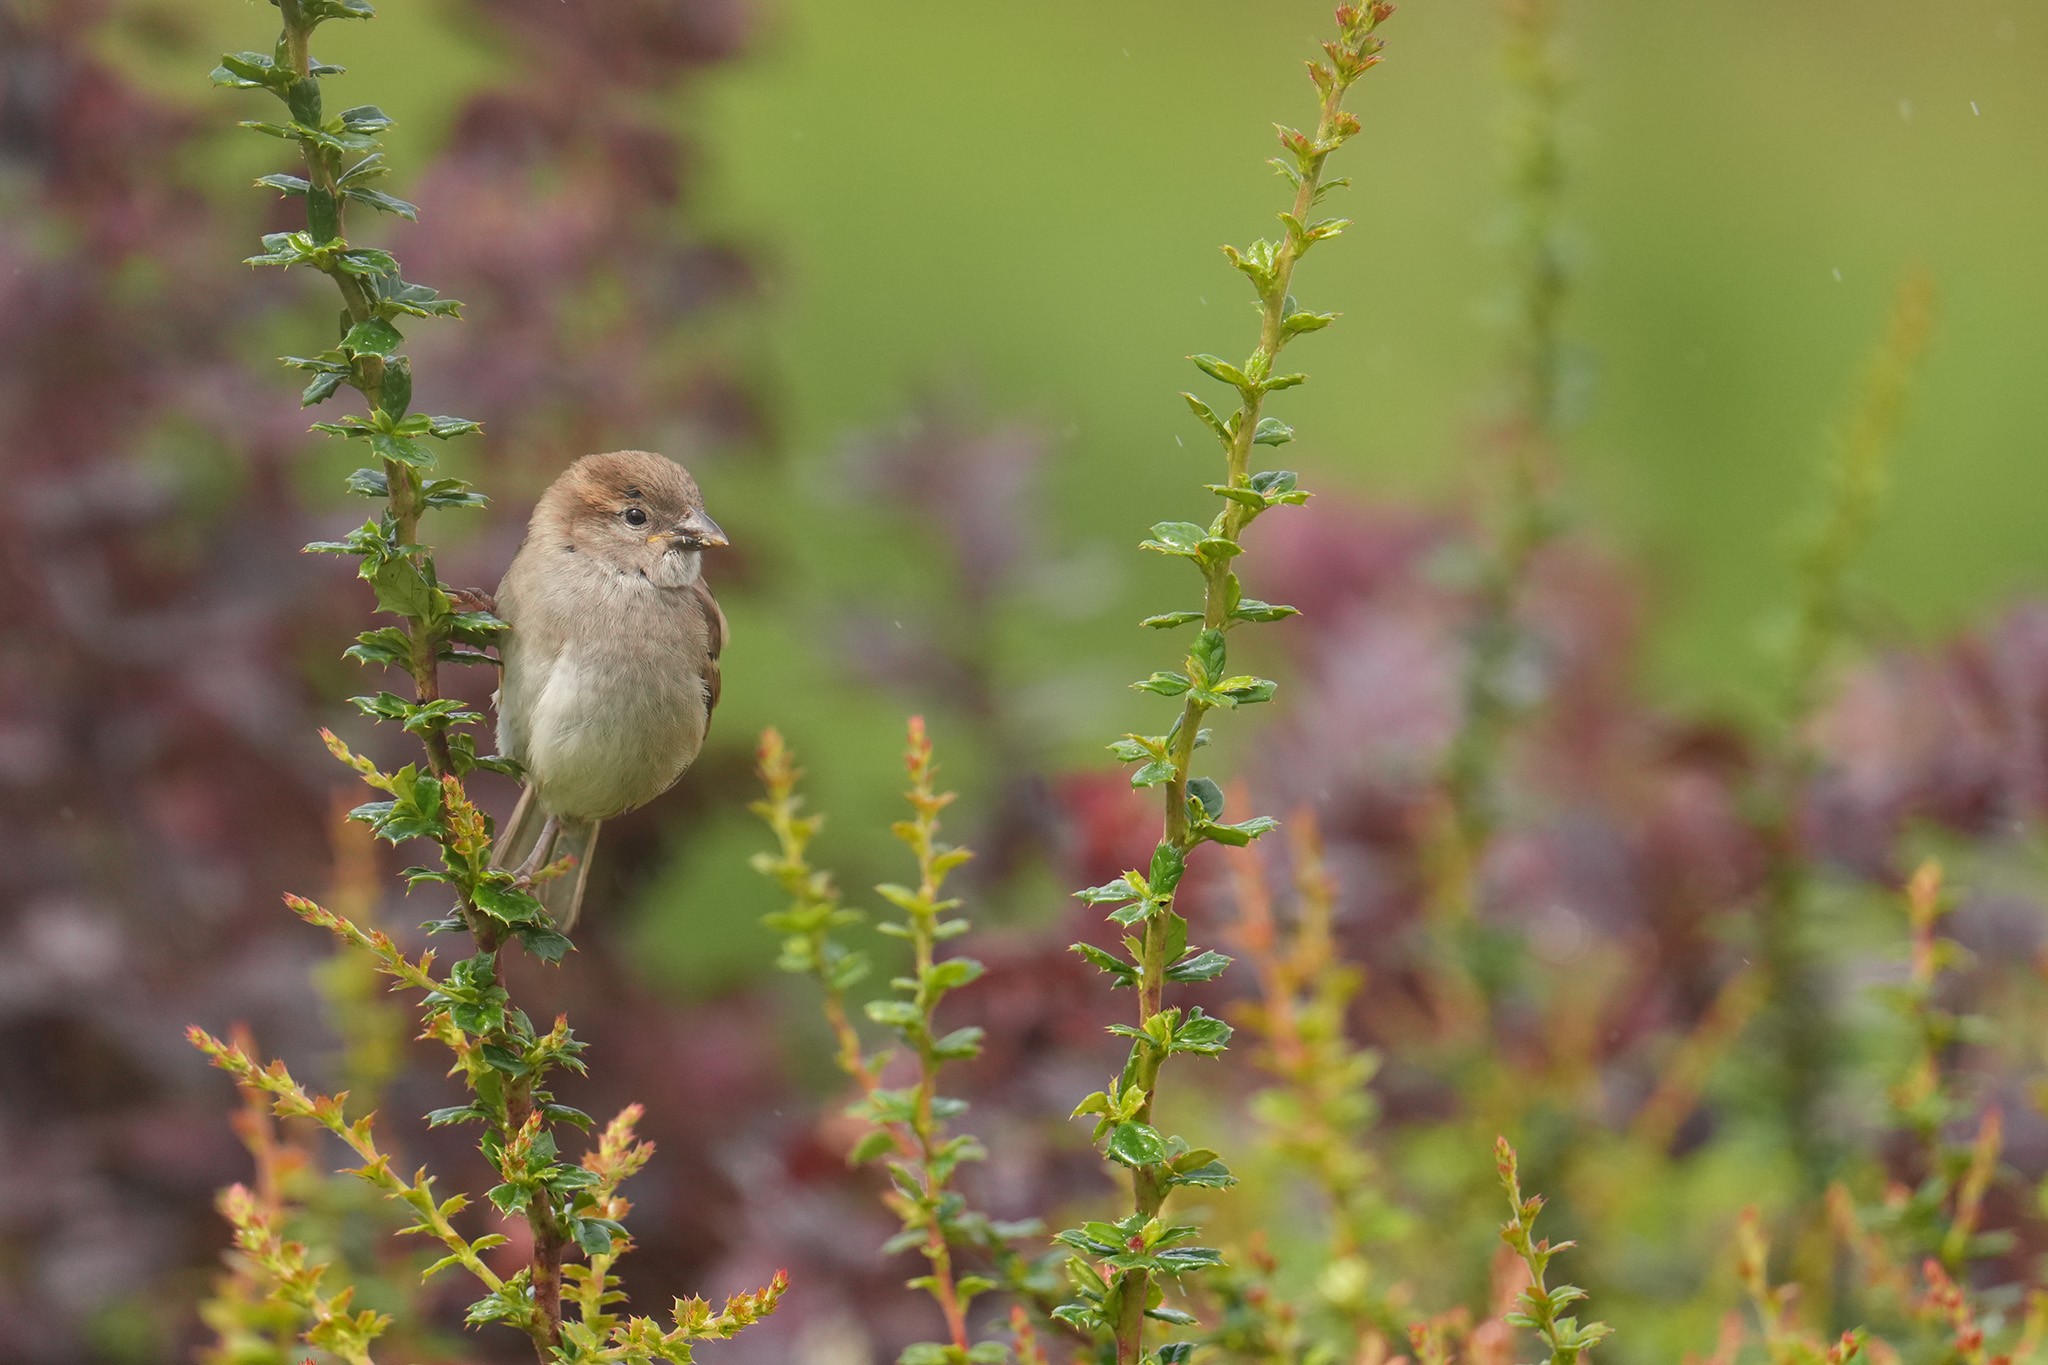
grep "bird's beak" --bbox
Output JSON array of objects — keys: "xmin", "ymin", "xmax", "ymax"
[{"xmin": 661, "ymin": 509, "xmax": 728, "ymax": 550}]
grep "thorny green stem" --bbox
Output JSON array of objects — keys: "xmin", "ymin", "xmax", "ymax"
[
  {"xmin": 1496, "ymin": 1138, "xmax": 1612, "ymax": 1364},
  {"xmin": 215, "ymin": 5, "xmax": 791, "ymax": 1359},
  {"xmin": 253, "ymin": 4, "xmax": 573, "ymax": 1352},
  {"xmin": 275, "ymin": 0, "xmax": 455, "ymax": 791},
  {"xmin": 1157, "ymin": 72, "xmax": 1336, "ymax": 852},
  {"xmin": 900, "ymin": 739, "xmax": 973, "ymax": 1352},
  {"xmin": 752, "ymin": 726, "xmax": 996, "ymax": 1354},
  {"xmin": 1114, "ymin": 14, "xmax": 1394, "ymax": 1361}
]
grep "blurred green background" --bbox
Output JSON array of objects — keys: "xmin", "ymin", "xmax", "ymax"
[
  {"xmin": 98, "ymin": 0, "xmax": 2048, "ymax": 993},
  {"xmin": 113, "ymin": 0, "xmax": 2048, "ymax": 696},
  {"xmin": 688, "ymin": 0, "xmax": 2048, "ymax": 698}
]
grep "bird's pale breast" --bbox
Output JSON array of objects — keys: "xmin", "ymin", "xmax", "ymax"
[{"xmin": 496, "ymin": 547, "xmax": 714, "ymax": 820}]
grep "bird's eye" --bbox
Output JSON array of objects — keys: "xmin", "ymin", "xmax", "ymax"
[{"xmin": 622, "ymin": 506, "xmax": 649, "ymax": 527}]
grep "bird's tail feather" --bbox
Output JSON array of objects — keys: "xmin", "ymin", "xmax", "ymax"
[
  {"xmin": 493, "ymin": 786, "xmax": 601, "ymax": 931},
  {"xmin": 494, "ymin": 784, "xmax": 545, "ymax": 869},
  {"xmin": 545, "ymin": 816, "xmax": 599, "ymax": 931}
]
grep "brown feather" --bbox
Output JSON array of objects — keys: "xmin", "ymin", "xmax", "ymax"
[
  {"xmin": 692, "ymin": 577, "xmax": 726, "ymax": 725},
  {"xmin": 488, "ymin": 449, "xmax": 730, "ymax": 930}
]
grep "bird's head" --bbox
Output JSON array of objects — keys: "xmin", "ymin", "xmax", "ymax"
[{"xmin": 546, "ymin": 449, "xmax": 728, "ymax": 586}]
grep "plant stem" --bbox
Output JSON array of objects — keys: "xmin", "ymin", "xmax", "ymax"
[
  {"xmin": 1441, "ymin": 0, "xmax": 1567, "ymax": 860},
  {"xmin": 753, "ymin": 725, "xmax": 991, "ymax": 1354},
  {"xmin": 903, "ymin": 767, "xmax": 973, "ymax": 1352},
  {"xmin": 1115, "ymin": 16, "xmax": 1392, "ymax": 1360},
  {"xmin": 258, "ymin": 3, "xmax": 561, "ymax": 1344}
]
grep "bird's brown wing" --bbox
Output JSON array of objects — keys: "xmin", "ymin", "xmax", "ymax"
[{"xmin": 693, "ymin": 578, "xmax": 727, "ymax": 727}]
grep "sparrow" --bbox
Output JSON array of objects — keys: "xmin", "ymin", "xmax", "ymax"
[{"xmin": 491, "ymin": 449, "xmax": 729, "ymax": 930}]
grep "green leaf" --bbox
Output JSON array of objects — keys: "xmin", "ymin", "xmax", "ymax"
[
  {"xmin": 374, "ymin": 274, "xmax": 464, "ymax": 319},
  {"xmin": 926, "ymin": 958, "xmax": 985, "ymax": 992},
  {"xmin": 1148, "ymin": 843, "xmax": 1185, "ymax": 896},
  {"xmin": 1106, "ymin": 1121, "xmax": 1170, "ymax": 1168},
  {"xmin": 1186, "ymin": 777, "xmax": 1224, "ymax": 821},
  {"xmin": 571, "ymin": 1218, "xmax": 614, "ymax": 1257},
  {"xmin": 1189, "ymin": 354, "xmax": 1251, "ymax": 390},
  {"xmin": 1180, "ymin": 392, "xmax": 1229, "ymax": 440},
  {"xmin": 1166, "ymin": 1159, "xmax": 1236, "ymax": 1190},
  {"xmin": 254, "ymin": 172, "xmax": 310, "ymax": 195},
  {"xmin": 1076, "ymin": 877, "xmax": 1140, "ymax": 905},
  {"xmin": 368, "ymin": 431, "xmax": 433, "ymax": 467},
  {"xmin": 465, "ymin": 1290, "xmax": 524, "ymax": 1325},
  {"xmin": 340, "ymin": 318, "xmax": 403, "ymax": 356},
  {"xmin": 516, "ymin": 923, "xmax": 573, "ymax": 962},
  {"xmin": 337, "ymin": 152, "xmax": 388, "ymax": 186},
  {"xmin": 334, "ymin": 246, "xmax": 399, "ymax": 277},
  {"xmin": 281, "ymin": 351, "xmax": 348, "ymax": 374},
  {"xmin": 1214, "ymin": 677, "xmax": 1277, "ymax": 706},
  {"xmin": 1188, "ymin": 628, "xmax": 1225, "ymax": 684},
  {"xmin": 302, "ymin": 371, "xmax": 345, "ymax": 407},
  {"xmin": 378, "ymin": 359, "xmax": 412, "ymax": 420},
  {"xmin": 1252, "ymin": 416, "xmax": 1295, "ymax": 446},
  {"xmin": 932, "ymin": 1026, "xmax": 985, "ymax": 1059},
  {"xmin": 1165, "ymin": 950, "xmax": 1231, "ymax": 984},
  {"xmin": 485, "ymin": 1181, "xmax": 529, "ymax": 1215},
  {"xmin": 474, "ymin": 879, "xmax": 545, "ymax": 926},
  {"xmin": 305, "ymin": 186, "xmax": 339, "ymax": 243},
  {"xmin": 1141, "ymin": 610, "xmax": 1204, "ymax": 629},
  {"xmin": 1197, "ymin": 814, "xmax": 1280, "ymax": 847},
  {"xmin": 337, "ymin": 186, "xmax": 413, "ymax": 221},
  {"xmin": 1130, "ymin": 760, "xmax": 1175, "ymax": 789},
  {"xmin": 211, "ymin": 51, "xmax": 288, "ymax": 91},
  {"xmin": 1161, "ymin": 910, "xmax": 1187, "ymax": 964},
  {"xmin": 1139, "ymin": 521, "xmax": 1205, "ymax": 557},
  {"xmin": 425, "ymin": 1104, "xmax": 485, "ymax": 1127},
  {"xmin": 367, "ymin": 555, "xmax": 447, "ymax": 621},
  {"xmin": 479, "ymin": 1043, "xmax": 529, "ymax": 1075},
  {"xmin": 1169, "ymin": 1007, "xmax": 1232, "ymax": 1053},
  {"xmin": 1230, "ymin": 598, "xmax": 1300, "ymax": 623},
  {"xmin": 304, "ymin": 0, "xmax": 377, "ymax": 22},
  {"xmin": 1071, "ymin": 942, "xmax": 1138, "ymax": 983},
  {"xmin": 847, "ymin": 1130, "xmax": 896, "ymax": 1166},
  {"xmin": 864, "ymin": 999, "xmax": 920, "ymax": 1028},
  {"xmin": 1224, "ymin": 238, "xmax": 1280, "ymax": 290},
  {"xmin": 1154, "ymin": 1245, "xmax": 1224, "ymax": 1272},
  {"xmin": 425, "ymin": 414, "xmax": 482, "ymax": 439},
  {"xmin": 1133, "ymin": 671, "xmax": 1191, "ymax": 697},
  {"xmin": 343, "ymin": 625, "xmax": 408, "ymax": 666},
  {"xmin": 422, "ymin": 478, "xmax": 488, "ymax": 510},
  {"xmin": 448, "ymin": 609, "xmax": 508, "ymax": 644},
  {"xmin": 337, "ymin": 104, "xmax": 394, "ymax": 133},
  {"xmin": 1205, "ymin": 482, "xmax": 1268, "ymax": 509},
  {"xmin": 285, "ymin": 74, "xmax": 325, "ymax": 122}
]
